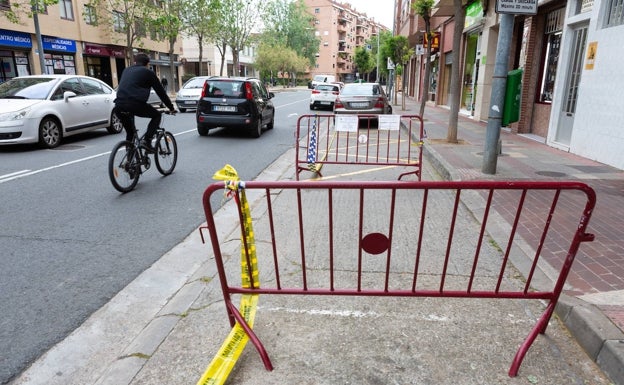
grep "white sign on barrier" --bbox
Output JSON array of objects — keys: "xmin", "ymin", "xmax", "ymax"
[
  {"xmin": 335, "ymin": 115, "xmax": 359, "ymax": 132},
  {"xmin": 378, "ymin": 115, "xmax": 401, "ymax": 130},
  {"xmin": 495, "ymin": 0, "xmax": 537, "ymax": 15}
]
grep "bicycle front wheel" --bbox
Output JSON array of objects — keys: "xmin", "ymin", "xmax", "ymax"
[
  {"xmin": 154, "ymin": 131, "xmax": 178, "ymax": 175},
  {"xmin": 109, "ymin": 141, "xmax": 140, "ymax": 193}
]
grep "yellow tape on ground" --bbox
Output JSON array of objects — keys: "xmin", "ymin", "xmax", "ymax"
[{"xmin": 196, "ymin": 165, "xmax": 260, "ymax": 385}]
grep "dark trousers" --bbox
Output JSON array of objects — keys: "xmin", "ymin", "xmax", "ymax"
[{"xmin": 114, "ymin": 102, "xmax": 161, "ymax": 142}]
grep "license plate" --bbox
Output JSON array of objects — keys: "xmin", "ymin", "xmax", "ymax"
[
  {"xmin": 351, "ymin": 102, "xmax": 369, "ymax": 108},
  {"xmin": 184, "ymin": 100, "xmax": 197, "ymax": 105},
  {"xmin": 213, "ymin": 105, "xmax": 236, "ymax": 112},
  {"xmin": 321, "ymin": 101, "xmax": 331, "ymax": 105}
]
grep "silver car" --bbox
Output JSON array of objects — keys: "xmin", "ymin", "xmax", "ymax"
[
  {"xmin": 333, "ymin": 83, "xmax": 392, "ymax": 116},
  {"xmin": 175, "ymin": 76, "xmax": 212, "ymax": 112}
]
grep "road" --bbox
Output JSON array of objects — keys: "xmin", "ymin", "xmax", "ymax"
[{"xmin": 0, "ymin": 90, "xmax": 311, "ymax": 384}]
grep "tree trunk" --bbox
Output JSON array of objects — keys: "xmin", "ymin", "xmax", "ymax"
[
  {"xmin": 198, "ymin": 36, "xmax": 204, "ymax": 76},
  {"xmin": 232, "ymin": 49, "xmax": 240, "ymax": 77},
  {"xmin": 447, "ymin": 0, "xmax": 466, "ymax": 143},
  {"xmin": 219, "ymin": 42, "xmax": 226, "ymax": 76},
  {"xmin": 419, "ymin": 17, "xmax": 432, "ymax": 117},
  {"xmin": 168, "ymin": 37, "xmax": 176, "ymax": 92}
]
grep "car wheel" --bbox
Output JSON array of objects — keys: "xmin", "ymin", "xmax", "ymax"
[
  {"xmin": 197, "ymin": 125, "xmax": 210, "ymax": 136},
  {"xmin": 38, "ymin": 117, "xmax": 62, "ymax": 149},
  {"xmin": 179, "ymin": 108, "xmax": 186, "ymax": 113},
  {"xmin": 107, "ymin": 111, "xmax": 123, "ymax": 134},
  {"xmin": 250, "ymin": 118, "xmax": 262, "ymax": 138},
  {"xmin": 267, "ymin": 112, "xmax": 275, "ymax": 130}
]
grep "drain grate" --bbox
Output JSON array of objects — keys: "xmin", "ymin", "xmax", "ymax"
[{"xmin": 535, "ymin": 170, "xmax": 567, "ymax": 177}]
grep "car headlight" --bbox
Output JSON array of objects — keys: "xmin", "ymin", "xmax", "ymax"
[{"xmin": 0, "ymin": 107, "xmax": 30, "ymax": 122}]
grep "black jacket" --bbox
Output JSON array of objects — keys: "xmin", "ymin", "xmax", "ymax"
[{"xmin": 115, "ymin": 65, "xmax": 174, "ymax": 110}]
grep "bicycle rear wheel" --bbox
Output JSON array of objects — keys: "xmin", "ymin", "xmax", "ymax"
[
  {"xmin": 154, "ymin": 131, "xmax": 177, "ymax": 175},
  {"xmin": 109, "ymin": 141, "xmax": 140, "ymax": 192}
]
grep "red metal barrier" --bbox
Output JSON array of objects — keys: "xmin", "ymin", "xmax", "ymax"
[
  {"xmin": 200, "ymin": 180, "xmax": 596, "ymax": 377},
  {"xmin": 295, "ymin": 114, "xmax": 424, "ymax": 180}
]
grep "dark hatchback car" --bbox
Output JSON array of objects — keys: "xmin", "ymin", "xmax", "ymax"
[{"xmin": 196, "ymin": 77, "xmax": 275, "ymax": 138}]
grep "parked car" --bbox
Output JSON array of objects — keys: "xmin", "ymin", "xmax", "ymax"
[
  {"xmin": 196, "ymin": 77, "xmax": 275, "ymax": 138},
  {"xmin": 309, "ymin": 82, "xmax": 340, "ymax": 110},
  {"xmin": 175, "ymin": 76, "xmax": 212, "ymax": 112},
  {"xmin": 333, "ymin": 82, "xmax": 392, "ymax": 116},
  {"xmin": 0, "ymin": 75, "xmax": 122, "ymax": 148}
]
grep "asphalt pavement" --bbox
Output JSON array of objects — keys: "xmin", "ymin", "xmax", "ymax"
[{"xmin": 9, "ymin": 87, "xmax": 623, "ymax": 385}]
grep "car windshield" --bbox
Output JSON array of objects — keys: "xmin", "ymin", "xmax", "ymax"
[
  {"xmin": 0, "ymin": 77, "xmax": 58, "ymax": 100},
  {"xmin": 341, "ymin": 84, "xmax": 378, "ymax": 96},
  {"xmin": 184, "ymin": 77, "xmax": 207, "ymax": 89},
  {"xmin": 205, "ymin": 80, "xmax": 244, "ymax": 98}
]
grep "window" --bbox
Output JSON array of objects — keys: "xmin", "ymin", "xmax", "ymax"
[
  {"xmin": 113, "ymin": 11, "xmax": 125, "ymax": 32},
  {"xmin": 604, "ymin": 0, "xmax": 624, "ymax": 27},
  {"xmin": 135, "ymin": 18, "xmax": 146, "ymax": 37},
  {"xmin": 84, "ymin": 5, "xmax": 97, "ymax": 24},
  {"xmin": 0, "ymin": 0, "xmax": 10, "ymax": 11},
  {"xmin": 59, "ymin": 0, "xmax": 74, "ymax": 20},
  {"xmin": 537, "ymin": 8, "xmax": 564, "ymax": 103}
]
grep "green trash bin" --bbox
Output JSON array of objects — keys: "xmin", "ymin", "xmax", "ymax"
[{"xmin": 502, "ymin": 68, "xmax": 523, "ymax": 126}]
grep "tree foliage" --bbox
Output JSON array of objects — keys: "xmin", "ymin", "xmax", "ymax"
[
  {"xmin": 180, "ymin": 0, "xmax": 221, "ymax": 76},
  {"xmin": 382, "ymin": 35, "xmax": 413, "ymax": 108},
  {"xmin": 354, "ymin": 47, "xmax": 375, "ymax": 81},
  {"xmin": 1, "ymin": 0, "xmax": 59, "ymax": 24},
  {"xmin": 255, "ymin": 42, "xmax": 308, "ymax": 86},
  {"xmin": 261, "ymin": 0, "xmax": 320, "ymax": 66}
]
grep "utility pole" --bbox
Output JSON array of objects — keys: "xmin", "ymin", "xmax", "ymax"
[
  {"xmin": 481, "ymin": 13, "xmax": 514, "ymax": 174},
  {"xmin": 32, "ymin": 2, "xmax": 46, "ymax": 74}
]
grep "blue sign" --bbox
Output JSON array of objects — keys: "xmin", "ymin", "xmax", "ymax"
[
  {"xmin": 42, "ymin": 36, "xmax": 76, "ymax": 53},
  {"xmin": 0, "ymin": 29, "xmax": 32, "ymax": 48}
]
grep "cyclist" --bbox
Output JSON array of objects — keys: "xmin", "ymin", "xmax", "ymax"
[{"xmin": 114, "ymin": 53, "xmax": 176, "ymax": 151}]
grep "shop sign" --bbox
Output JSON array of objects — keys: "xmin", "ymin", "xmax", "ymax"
[
  {"xmin": 496, "ymin": 0, "xmax": 538, "ymax": 15},
  {"xmin": 424, "ymin": 32, "xmax": 441, "ymax": 53},
  {"xmin": 84, "ymin": 43, "xmax": 110, "ymax": 56},
  {"xmin": 42, "ymin": 36, "xmax": 76, "ymax": 53},
  {"xmin": 465, "ymin": 1, "xmax": 484, "ymax": 29},
  {"xmin": 0, "ymin": 29, "xmax": 32, "ymax": 48}
]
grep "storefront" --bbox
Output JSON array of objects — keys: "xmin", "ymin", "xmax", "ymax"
[
  {"xmin": 461, "ymin": 1, "xmax": 484, "ymax": 116},
  {"xmin": 42, "ymin": 35, "xmax": 76, "ymax": 75},
  {"xmin": 0, "ymin": 29, "xmax": 33, "ymax": 82},
  {"xmin": 83, "ymin": 43, "xmax": 125, "ymax": 87}
]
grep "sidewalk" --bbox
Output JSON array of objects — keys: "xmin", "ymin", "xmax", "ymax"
[
  {"xmin": 9, "ymin": 89, "xmax": 623, "ymax": 385},
  {"xmin": 397, "ymin": 93, "xmax": 624, "ymax": 383}
]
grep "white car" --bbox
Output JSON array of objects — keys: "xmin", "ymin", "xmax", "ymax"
[
  {"xmin": 309, "ymin": 82, "xmax": 340, "ymax": 110},
  {"xmin": 175, "ymin": 76, "xmax": 212, "ymax": 112},
  {"xmin": 0, "ymin": 75, "xmax": 122, "ymax": 148}
]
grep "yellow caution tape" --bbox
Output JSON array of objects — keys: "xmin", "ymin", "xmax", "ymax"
[{"xmin": 196, "ymin": 165, "xmax": 260, "ymax": 385}]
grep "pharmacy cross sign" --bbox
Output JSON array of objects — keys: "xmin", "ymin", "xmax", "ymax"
[{"xmin": 495, "ymin": 0, "xmax": 537, "ymax": 15}]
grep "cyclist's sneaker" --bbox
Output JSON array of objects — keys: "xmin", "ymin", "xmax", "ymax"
[{"xmin": 140, "ymin": 137, "xmax": 155, "ymax": 152}]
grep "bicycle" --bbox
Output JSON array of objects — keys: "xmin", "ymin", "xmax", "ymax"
[{"xmin": 108, "ymin": 109, "xmax": 178, "ymax": 193}]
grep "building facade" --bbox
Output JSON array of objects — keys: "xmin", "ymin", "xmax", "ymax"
[
  {"xmin": 401, "ymin": 0, "xmax": 624, "ymax": 170},
  {"xmin": 0, "ymin": 0, "xmax": 181, "ymax": 90},
  {"xmin": 303, "ymin": 0, "xmax": 388, "ymax": 83}
]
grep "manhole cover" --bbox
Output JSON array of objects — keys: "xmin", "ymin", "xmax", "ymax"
[{"xmin": 535, "ymin": 171, "xmax": 567, "ymax": 177}]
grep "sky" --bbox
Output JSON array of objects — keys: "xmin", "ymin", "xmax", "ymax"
[{"xmin": 345, "ymin": 0, "xmax": 395, "ymax": 29}]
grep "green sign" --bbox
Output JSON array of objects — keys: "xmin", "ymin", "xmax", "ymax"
[{"xmin": 465, "ymin": 1, "xmax": 484, "ymax": 29}]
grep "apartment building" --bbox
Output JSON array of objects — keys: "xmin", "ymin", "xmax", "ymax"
[
  {"xmin": 0, "ymin": 0, "xmax": 181, "ymax": 89},
  {"xmin": 303, "ymin": 0, "xmax": 388, "ymax": 83}
]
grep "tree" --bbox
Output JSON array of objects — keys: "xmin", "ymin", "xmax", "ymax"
[
  {"xmin": 382, "ymin": 35, "xmax": 413, "ymax": 110},
  {"xmin": 1, "ymin": 0, "xmax": 58, "ymax": 24},
  {"xmin": 354, "ymin": 47, "xmax": 375, "ymax": 81},
  {"xmin": 262, "ymin": 0, "xmax": 319, "ymax": 66},
  {"xmin": 181, "ymin": 0, "xmax": 221, "ymax": 76},
  {"xmin": 215, "ymin": 0, "xmax": 265, "ymax": 77},
  {"xmin": 413, "ymin": 0, "xmax": 434, "ymax": 117},
  {"xmin": 152, "ymin": 0, "xmax": 185, "ymax": 88},
  {"xmin": 369, "ymin": 30, "xmax": 392, "ymax": 84},
  {"xmin": 447, "ymin": 0, "xmax": 467, "ymax": 143},
  {"xmin": 84, "ymin": 0, "xmax": 154, "ymax": 64},
  {"xmin": 255, "ymin": 42, "xmax": 308, "ymax": 86}
]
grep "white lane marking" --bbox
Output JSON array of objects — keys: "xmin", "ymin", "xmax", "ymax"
[{"xmin": 0, "ymin": 170, "xmax": 32, "ymax": 181}]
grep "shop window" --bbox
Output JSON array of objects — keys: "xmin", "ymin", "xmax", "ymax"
[
  {"xmin": 84, "ymin": 5, "xmax": 97, "ymax": 25},
  {"xmin": 59, "ymin": 0, "xmax": 74, "ymax": 20},
  {"xmin": 537, "ymin": 8, "xmax": 564, "ymax": 103},
  {"xmin": 604, "ymin": 0, "xmax": 624, "ymax": 27}
]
